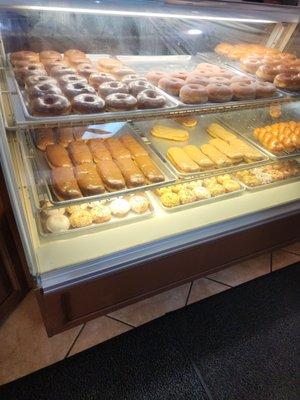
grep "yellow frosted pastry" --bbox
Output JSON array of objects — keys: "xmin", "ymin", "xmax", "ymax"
[
  {"xmin": 175, "ymin": 117, "xmax": 198, "ymax": 128},
  {"xmin": 222, "ymin": 180, "xmax": 241, "ymax": 192},
  {"xmin": 151, "ymin": 125, "xmax": 189, "ymax": 141},
  {"xmin": 229, "ymin": 139, "xmax": 264, "ymax": 162},
  {"xmin": 89, "ymin": 205, "xmax": 112, "ymax": 223},
  {"xmin": 203, "ymin": 177, "xmax": 218, "ymax": 187},
  {"xmin": 183, "ymin": 145, "xmax": 215, "ymax": 169},
  {"xmin": 167, "ymin": 147, "xmax": 199, "ymax": 173},
  {"xmin": 178, "ymin": 188, "xmax": 197, "ymax": 204},
  {"xmin": 66, "ymin": 204, "xmax": 88, "ymax": 214},
  {"xmin": 209, "ymin": 138, "xmax": 243, "ymax": 161},
  {"xmin": 69, "ymin": 210, "xmax": 93, "ymax": 228},
  {"xmin": 207, "ymin": 123, "xmax": 237, "ymax": 142},
  {"xmin": 208, "ymin": 184, "xmax": 226, "ymax": 197},
  {"xmin": 216, "ymin": 174, "xmax": 232, "ymax": 184},
  {"xmin": 155, "ymin": 187, "xmax": 172, "ymax": 196},
  {"xmin": 200, "ymin": 144, "xmax": 232, "ymax": 167},
  {"xmin": 160, "ymin": 191, "xmax": 180, "ymax": 208}
]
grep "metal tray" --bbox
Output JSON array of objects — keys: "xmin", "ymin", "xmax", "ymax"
[
  {"xmin": 132, "ymin": 116, "xmax": 269, "ymax": 179},
  {"xmin": 6, "ymin": 53, "xmax": 179, "ymax": 124},
  {"xmin": 25, "ymin": 124, "xmax": 176, "ymax": 206},
  {"xmin": 37, "ymin": 192, "xmax": 154, "ymax": 237},
  {"xmin": 235, "ymin": 173, "xmax": 300, "ymax": 192}
]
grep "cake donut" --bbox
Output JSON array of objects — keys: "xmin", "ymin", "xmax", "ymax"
[
  {"xmin": 50, "ymin": 65, "xmax": 76, "ymax": 78},
  {"xmin": 273, "ymin": 73, "xmax": 300, "ymax": 90},
  {"xmin": 105, "ymin": 93, "xmax": 137, "ymax": 111},
  {"xmin": 137, "ymin": 89, "xmax": 166, "ymax": 109},
  {"xmin": 58, "ymin": 74, "xmax": 87, "ymax": 87},
  {"xmin": 256, "ymin": 65, "xmax": 278, "ymax": 82},
  {"xmin": 128, "ymin": 80, "xmax": 153, "ymax": 96},
  {"xmin": 25, "ymin": 74, "xmax": 57, "ymax": 87},
  {"xmin": 231, "ymin": 82, "xmax": 256, "ymax": 100},
  {"xmin": 217, "ymin": 68, "xmax": 236, "ymax": 79},
  {"xmin": 63, "ymin": 82, "xmax": 96, "ymax": 99},
  {"xmin": 170, "ymin": 71, "xmax": 189, "ymax": 80},
  {"xmin": 186, "ymin": 75, "xmax": 210, "ymax": 86},
  {"xmin": 72, "ymin": 93, "xmax": 105, "ymax": 113},
  {"xmin": 27, "ymin": 83, "xmax": 62, "ymax": 99},
  {"xmin": 241, "ymin": 56, "xmax": 264, "ymax": 74},
  {"xmin": 77, "ymin": 63, "xmax": 97, "ymax": 79},
  {"xmin": 89, "ymin": 72, "xmax": 116, "ymax": 90},
  {"xmin": 230, "ymin": 76, "xmax": 255, "ymax": 85},
  {"xmin": 196, "ymin": 63, "xmax": 220, "ymax": 74},
  {"xmin": 158, "ymin": 77, "xmax": 185, "ymax": 96},
  {"xmin": 98, "ymin": 81, "xmax": 128, "ymax": 98},
  {"xmin": 179, "ymin": 84, "xmax": 208, "ymax": 104},
  {"xmin": 30, "ymin": 94, "xmax": 71, "ymax": 116},
  {"xmin": 208, "ymin": 77, "xmax": 231, "ymax": 85},
  {"xmin": 146, "ymin": 71, "xmax": 167, "ymax": 85},
  {"xmin": 206, "ymin": 83, "xmax": 233, "ymax": 102},
  {"xmin": 122, "ymin": 74, "xmax": 146, "ymax": 85},
  {"xmin": 97, "ymin": 58, "xmax": 123, "ymax": 73},
  {"xmin": 254, "ymin": 81, "xmax": 276, "ymax": 98}
]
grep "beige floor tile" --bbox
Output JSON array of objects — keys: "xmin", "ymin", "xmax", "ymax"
[
  {"xmin": 108, "ymin": 283, "xmax": 191, "ymax": 327},
  {"xmin": 187, "ymin": 278, "xmax": 229, "ymax": 305},
  {"xmin": 208, "ymin": 253, "xmax": 271, "ymax": 287},
  {"xmin": 0, "ymin": 291, "xmax": 82, "ymax": 386},
  {"xmin": 272, "ymin": 249, "xmax": 300, "ymax": 271},
  {"xmin": 69, "ymin": 316, "xmax": 131, "ymax": 357},
  {"xmin": 282, "ymin": 241, "xmax": 300, "ymax": 255}
]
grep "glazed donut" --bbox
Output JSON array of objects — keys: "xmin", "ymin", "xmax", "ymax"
[
  {"xmin": 72, "ymin": 93, "xmax": 105, "ymax": 114},
  {"xmin": 43, "ymin": 60, "xmax": 68, "ymax": 73},
  {"xmin": 128, "ymin": 80, "xmax": 153, "ymax": 96},
  {"xmin": 105, "ymin": 93, "xmax": 137, "ymax": 111},
  {"xmin": 214, "ymin": 42, "xmax": 233, "ymax": 56},
  {"xmin": 285, "ymin": 59, "xmax": 300, "ymax": 71},
  {"xmin": 137, "ymin": 89, "xmax": 166, "ymax": 109},
  {"xmin": 88, "ymin": 72, "xmax": 116, "ymax": 90},
  {"xmin": 196, "ymin": 63, "xmax": 220, "ymax": 74},
  {"xmin": 206, "ymin": 83, "xmax": 233, "ymax": 102},
  {"xmin": 30, "ymin": 94, "xmax": 71, "ymax": 116},
  {"xmin": 186, "ymin": 74, "xmax": 210, "ymax": 86},
  {"xmin": 146, "ymin": 71, "xmax": 167, "ymax": 85},
  {"xmin": 58, "ymin": 74, "xmax": 87, "ymax": 87},
  {"xmin": 40, "ymin": 50, "xmax": 62, "ymax": 62},
  {"xmin": 10, "ymin": 51, "xmax": 39, "ymax": 65},
  {"xmin": 231, "ymin": 82, "xmax": 256, "ymax": 100},
  {"xmin": 275, "ymin": 64, "xmax": 299, "ymax": 75},
  {"xmin": 122, "ymin": 74, "xmax": 146, "ymax": 85},
  {"xmin": 158, "ymin": 77, "xmax": 185, "ymax": 96},
  {"xmin": 11, "ymin": 59, "xmax": 32, "ymax": 68},
  {"xmin": 230, "ymin": 76, "xmax": 255, "ymax": 85},
  {"xmin": 217, "ymin": 68, "xmax": 236, "ymax": 80},
  {"xmin": 98, "ymin": 81, "xmax": 128, "ymax": 98},
  {"xmin": 241, "ymin": 56, "xmax": 264, "ymax": 74},
  {"xmin": 256, "ymin": 65, "xmax": 278, "ymax": 82},
  {"xmin": 170, "ymin": 71, "xmax": 189, "ymax": 80},
  {"xmin": 76, "ymin": 63, "xmax": 97, "ymax": 79},
  {"xmin": 27, "ymin": 83, "xmax": 62, "ymax": 100},
  {"xmin": 179, "ymin": 84, "xmax": 208, "ymax": 104},
  {"xmin": 112, "ymin": 67, "xmax": 135, "ymax": 79},
  {"xmin": 208, "ymin": 77, "xmax": 231, "ymax": 85},
  {"xmin": 97, "ymin": 58, "xmax": 123, "ymax": 73},
  {"xmin": 278, "ymin": 52, "xmax": 296, "ymax": 61},
  {"xmin": 68, "ymin": 57, "xmax": 91, "ymax": 68},
  {"xmin": 15, "ymin": 63, "xmax": 46, "ymax": 80},
  {"xmin": 273, "ymin": 73, "xmax": 300, "ymax": 91},
  {"xmin": 25, "ymin": 75, "xmax": 58, "ymax": 87},
  {"xmin": 254, "ymin": 81, "xmax": 276, "ymax": 98},
  {"xmin": 63, "ymin": 82, "xmax": 96, "ymax": 99},
  {"xmin": 50, "ymin": 65, "xmax": 76, "ymax": 78},
  {"xmin": 262, "ymin": 57, "xmax": 282, "ymax": 67},
  {"xmin": 64, "ymin": 49, "xmax": 85, "ymax": 60}
]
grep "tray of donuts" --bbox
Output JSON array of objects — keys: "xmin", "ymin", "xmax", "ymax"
[
  {"xmin": 132, "ymin": 117, "xmax": 268, "ymax": 178},
  {"xmin": 7, "ymin": 50, "xmax": 179, "ymax": 121},
  {"xmin": 116, "ymin": 54, "xmax": 283, "ymax": 106},
  {"xmin": 37, "ymin": 192, "xmax": 154, "ymax": 237},
  {"xmin": 214, "ymin": 43, "xmax": 300, "ymax": 94},
  {"xmin": 27, "ymin": 124, "xmax": 176, "ymax": 206}
]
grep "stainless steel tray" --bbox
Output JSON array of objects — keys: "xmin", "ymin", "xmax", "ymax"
[
  {"xmin": 37, "ymin": 192, "xmax": 154, "ymax": 237},
  {"xmin": 235, "ymin": 174, "xmax": 300, "ymax": 192},
  {"xmin": 25, "ymin": 124, "xmax": 176, "ymax": 206},
  {"xmin": 6, "ymin": 53, "xmax": 179, "ymax": 124},
  {"xmin": 132, "ymin": 116, "xmax": 269, "ymax": 179}
]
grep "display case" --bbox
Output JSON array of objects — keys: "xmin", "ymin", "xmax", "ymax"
[{"xmin": 0, "ymin": 1, "xmax": 299, "ymax": 335}]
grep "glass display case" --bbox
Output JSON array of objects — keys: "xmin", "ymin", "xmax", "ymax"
[{"xmin": 0, "ymin": 1, "xmax": 299, "ymax": 335}]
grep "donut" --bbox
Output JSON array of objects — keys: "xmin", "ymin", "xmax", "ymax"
[
  {"xmin": 278, "ymin": 52, "xmax": 296, "ymax": 61},
  {"xmin": 179, "ymin": 84, "xmax": 208, "ymax": 104},
  {"xmin": 256, "ymin": 65, "xmax": 278, "ymax": 82},
  {"xmin": 241, "ymin": 56, "xmax": 264, "ymax": 74},
  {"xmin": 214, "ymin": 43, "xmax": 233, "ymax": 56},
  {"xmin": 206, "ymin": 83, "xmax": 233, "ymax": 102},
  {"xmin": 254, "ymin": 81, "xmax": 276, "ymax": 98},
  {"xmin": 186, "ymin": 74, "xmax": 210, "ymax": 86},
  {"xmin": 64, "ymin": 49, "xmax": 85, "ymax": 60},
  {"xmin": 40, "ymin": 50, "xmax": 62, "ymax": 62},
  {"xmin": 196, "ymin": 63, "xmax": 220, "ymax": 74},
  {"xmin": 30, "ymin": 94, "xmax": 71, "ymax": 116},
  {"xmin": 43, "ymin": 60, "xmax": 68, "ymax": 73},
  {"xmin": 128, "ymin": 80, "xmax": 153, "ymax": 96},
  {"xmin": 72, "ymin": 93, "xmax": 105, "ymax": 114},
  {"xmin": 217, "ymin": 68, "xmax": 236, "ymax": 79},
  {"xmin": 58, "ymin": 74, "xmax": 87, "ymax": 87},
  {"xmin": 105, "ymin": 93, "xmax": 137, "ymax": 111},
  {"xmin": 262, "ymin": 57, "xmax": 282, "ymax": 67},
  {"xmin": 11, "ymin": 59, "xmax": 32, "ymax": 68},
  {"xmin": 97, "ymin": 58, "xmax": 122, "ymax": 73},
  {"xmin": 194, "ymin": 68, "xmax": 216, "ymax": 77},
  {"xmin": 273, "ymin": 73, "xmax": 300, "ymax": 91},
  {"xmin": 76, "ymin": 63, "xmax": 97, "ymax": 78},
  {"xmin": 146, "ymin": 71, "xmax": 167, "ymax": 85},
  {"xmin": 285, "ymin": 59, "xmax": 300, "ymax": 71},
  {"xmin": 89, "ymin": 72, "xmax": 116, "ymax": 90},
  {"xmin": 208, "ymin": 77, "xmax": 231, "ymax": 85},
  {"xmin": 25, "ymin": 74, "xmax": 57, "ymax": 87},
  {"xmin": 98, "ymin": 81, "xmax": 128, "ymax": 98},
  {"xmin": 158, "ymin": 77, "xmax": 185, "ymax": 96},
  {"xmin": 10, "ymin": 51, "xmax": 39, "ymax": 65},
  {"xmin": 68, "ymin": 57, "xmax": 91, "ymax": 68},
  {"xmin": 112, "ymin": 67, "xmax": 135, "ymax": 79},
  {"xmin": 50, "ymin": 65, "xmax": 76, "ymax": 78},
  {"xmin": 27, "ymin": 83, "xmax": 62, "ymax": 99},
  {"xmin": 137, "ymin": 89, "xmax": 166, "ymax": 109},
  {"xmin": 230, "ymin": 76, "xmax": 255, "ymax": 85},
  {"xmin": 170, "ymin": 71, "xmax": 189, "ymax": 80},
  {"xmin": 15, "ymin": 63, "xmax": 45, "ymax": 80},
  {"xmin": 275, "ymin": 64, "xmax": 299, "ymax": 75},
  {"xmin": 231, "ymin": 82, "xmax": 256, "ymax": 100},
  {"xmin": 121, "ymin": 74, "xmax": 146, "ymax": 85},
  {"xmin": 63, "ymin": 82, "xmax": 96, "ymax": 99}
]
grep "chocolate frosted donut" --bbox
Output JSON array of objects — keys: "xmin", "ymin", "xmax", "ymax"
[
  {"xmin": 254, "ymin": 81, "xmax": 276, "ymax": 98},
  {"xmin": 122, "ymin": 74, "xmax": 146, "ymax": 85},
  {"xmin": 231, "ymin": 82, "xmax": 256, "ymax": 100},
  {"xmin": 98, "ymin": 81, "xmax": 128, "ymax": 98},
  {"xmin": 158, "ymin": 77, "xmax": 185, "ymax": 96},
  {"xmin": 27, "ymin": 83, "xmax": 62, "ymax": 99},
  {"xmin": 179, "ymin": 84, "xmax": 208, "ymax": 104},
  {"xmin": 15, "ymin": 63, "xmax": 46, "ymax": 80},
  {"xmin": 25, "ymin": 75, "xmax": 57, "ymax": 87},
  {"xmin": 63, "ymin": 82, "xmax": 96, "ymax": 99},
  {"xmin": 137, "ymin": 89, "xmax": 166, "ymax": 109},
  {"xmin": 89, "ymin": 72, "xmax": 116, "ymax": 90},
  {"xmin": 207, "ymin": 83, "xmax": 233, "ymax": 102},
  {"xmin": 50, "ymin": 65, "xmax": 76, "ymax": 78},
  {"xmin": 77, "ymin": 63, "xmax": 97, "ymax": 79},
  {"xmin": 105, "ymin": 93, "xmax": 137, "ymax": 110},
  {"xmin": 146, "ymin": 71, "xmax": 167, "ymax": 85},
  {"xmin": 128, "ymin": 80, "xmax": 153, "ymax": 96},
  {"xmin": 43, "ymin": 60, "xmax": 68, "ymax": 73},
  {"xmin": 30, "ymin": 94, "xmax": 71, "ymax": 116},
  {"xmin": 72, "ymin": 93, "xmax": 105, "ymax": 114},
  {"xmin": 58, "ymin": 74, "xmax": 87, "ymax": 87}
]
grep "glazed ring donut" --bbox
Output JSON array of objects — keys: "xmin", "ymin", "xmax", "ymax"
[
  {"xmin": 39, "ymin": 50, "xmax": 62, "ymax": 62},
  {"xmin": 11, "ymin": 59, "xmax": 32, "ymax": 68},
  {"xmin": 27, "ymin": 83, "xmax": 62, "ymax": 100},
  {"xmin": 254, "ymin": 81, "xmax": 276, "ymax": 98},
  {"xmin": 68, "ymin": 56, "xmax": 91, "ymax": 68},
  {"xmin": 158, "ymin": 77, "xmax": 185, "ymax": 96},
  {"xmin": 10, "ymin": 51, "xmax": 39, "ymax": 65},
  {"xmin": 64, "ymin": 49, "xmax": 85, "ymax": 60},
  {"xmin": 241, "ymin": 56, "xmax": 264, "ymax": 74},
  {"xmin": 208, "ymin": 77, "xmax": 230, "ymax": 85},
  {"xmin": 179, "ymin": 84, "xmax": 208, "ymax": 104},
  {"xmin": 256, "ymin": 65, "xmax": 278, "ymax": 82},
  {"xmin": 137, "ymin": 89, "xmax": 166, "ymax": 109},
  {"xmin": 217, "ymin": 68, "xmax": 236, "ymax": 80},
  {"xmin": 278, "ymin": 52, "xmax": 296, "ymax": 61},
  {"xmin": 97, "ymin": 58, "xmax": 123, "ymax": 73},
  {"xmin": 88, "ymin": 72, "xmax": 116, "ymax": 90},
  {"xmin": 121, "ymin": 74, "xmax": 146, "ymax": 85},
  {"xmin": 170, "ymin": 71, "xmax": 189, "ymax": 81},
  {"xmin": 206, "ymin": 83, "xmax": 233, "ymax": 102},
  {"xmin": 58, "ymin": 74, "xmax": 87, "ymax": 87},
  {"xmin": 285, "ymin": 59, "xmax": 300, "ymax": 71},
  {"xmin": 230, "ymin": 76, "xmax": 255, "ymax": 85},
  {"xmin": 275, "ymin": 64, "xmax": 299, "ymax": 75},
  {"xmin": 214, "ymin": 43, "xmax": 233, "ymax": 56},
  {"xmin": 231, "ymin": 82, "xmax": 256, "ymax": 100},
  {"xmin": 186, "ymin": 74, "xmax": 210, "ymax": 86},
  {"xmin": 262, "ymin": 57, "xmax": 281, "ymax": 67},
  {"xmin": 105, "ymin": 93, "xmax": 137, "ymax": 111},
  {"xmin": 25, "ymin": 75, "xmax": 58, "ymax": 87},
  {"xmin": 194, "ymin": 68, "xmax": 216, "ymax": 77},
  {"xmin": 98, "ymin": 81, "xmax": 128, "ymax": 98},
  {"xmin": 30, "ymin": 94, "xmax": 71, "ymax": 116},
  {"xmin": 63, "ymin": 82, "xmax": 96, "ymax": 99},
  {"xmin": 128, "ymin": 80, "xmax": 153, "ymax": 96},
  {"xmin": 72, "ymin": 93, "xmax": 105, "ymax": 114},
  {"xmin": 273, "ymin": 73, "xmax": 300, "ymax": 91},
  {"xmin": 196, "ymin": 63, "xmax": 220, "ymax": 73},
  {"xmin": 76, "ymin": 63, "xmax": 97, "ymax": 79},
  {"xmin": 43, "ymin": 60, "xmax": 68, "ymax": 73},
  {"xmin": 146, "ymin": 71, "xmax": 167, "ymax": 85},
  {"xmin": 15, "ymin": 63, "xmax": 46, "ymax": 80},
  {"xmin": 112, "ymin": 67, "xmax": 135, "ymax": 79},
  {"xmin": 50, "ymin": 65, "xmax": 76, "ymax": 78}
]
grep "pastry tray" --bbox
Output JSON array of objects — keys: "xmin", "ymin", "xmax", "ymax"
[
  {"xmin": 6, "ymin": 53, "xmax": 179, "ymax": 124},
  {"xmin": 132, "ymin": 116, "xmax": 269, "ymax": 179},
  {"xmin": 24, "ymin": 124, "xmax": 176, "ymax": 206},
  {"xmin": 37, "ymin": 192, "xmax": 154, "ymax": 237},
  {"xmin": 117, "ymin": 54, "xmax": 285, "ymax": 108},
  {"xmin": 150, "ymin": 180, "xmax": 245, "ymax": 213}
]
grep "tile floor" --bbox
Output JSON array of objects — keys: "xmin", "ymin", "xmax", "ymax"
[{"xmin": 0, "ymin": 243, "xmax": 299, "ymax": 386}]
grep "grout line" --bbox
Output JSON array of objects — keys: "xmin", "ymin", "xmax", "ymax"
[
  {"xmin": 106, "ymin": 315, "xmax": 136, "ymax": 328},
  {"xmin": 206, "ymin": 277, "xmax": 233, "ymax": 288},
  {"xmin": 64, "ymin": 324, "xmax": 86, "ymax": 358},
  {"xmin": 185, "ymin": 281, "xmax": 193, "ymax": 306}
]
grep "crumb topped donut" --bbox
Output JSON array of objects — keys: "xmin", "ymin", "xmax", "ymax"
[
  {"xmin": 179, "ymin": 84, "xmax": 208, "ymax": 104},
  {"xmin": 30, "ymin": 94, "xmax": 71, "ymax": 116},
  {"xmin": 158, "ymin": 77, "xmax": 185, "ymax": 96},
  {"xmin": 72, "ymin": 93, "xmax": 105, "ymax": 113}
]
